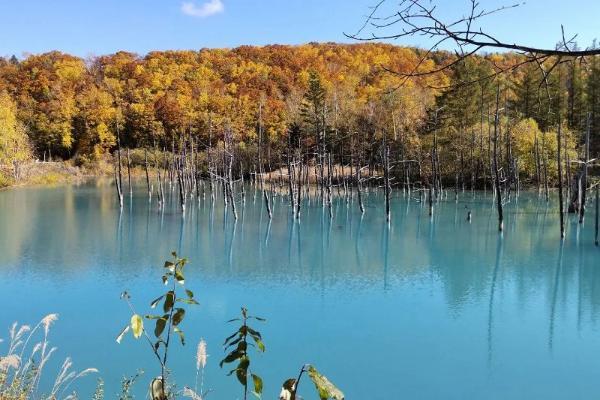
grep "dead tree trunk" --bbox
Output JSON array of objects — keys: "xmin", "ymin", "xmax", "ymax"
[
  {"xmin": 288, "ymin": 154, "xmax": 296, "ymax": 217},
  {"xmin": 557, "ymin": 121, "xmax": 565, "ymax": 239},
  {"xmin": 176, "ymin": 153, "xmax": 186, "ymax": 214},
  {"xmin": 492, "ymin": 86, "xmax": 503, "ymax": 232},
  {"xmin": 356, "ymin": 155, "xmax": 365, "ymax": 214},
  {"xmin": 239, "ymin": 161, "xmax": 246, "ymax": 202},
  {"xmin": 595, "ymin": 186, "xmax": 599, "ymax": 246},
  {"xmin": 534, "ymin": 131, "xmax": 541, "ymax": 194},
  {"xmin": 565, "ymin": 139, "xmax": 571, "ymax": 201},
  {"xmin": 327, "ymin": 152, "xmax": 333, "ymax": 219},
  {"xmin": 115, "ymin": 126, "xmax": 124, "ymax": 209},
  {"xmin": 207, "ymin": 114, "xmax": 215, "ymax": 202},
  {"xmin": 126, "ymin": 148, "xmax": 132, "ymax": 197},
  {"xmin": 144, "ymin": 148, "xmax": 152, "ymax": 201},
  {"xmin": 384, "ymin": 143, "xmax": 391, "ymax": 222},
  {"xmin": 428, "ymin": 184, "xmax": 433, "ymax": 217},
  {"xmin": 296, "ymin": 154, "xmax": 303, "ymax": 220},
  {"xmin": 224, "ymin": 128, "xmax": 237, "ymax": 220},
  {"xmin": 154, "ymin": 148, "xmax": 164, "ymax": 207},
  {"xmin": 542, "ymin": 131, "xmax": 550, "ymax": 202},
  {"xmin": 579, "ymin": 114, "xmax": 591, "ymax": 223}
]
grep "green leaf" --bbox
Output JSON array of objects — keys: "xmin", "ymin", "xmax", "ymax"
[
  {"xmin": 223, "ymin": 331, "xmax": 239, "ymax": 346},
  {"xmin": 154, "ymin": 318, "xmax": 166, "ymax": 337},
  {"xmin": 185, "ymin": 289, "xmax": 194, "ymax": 299},
  {"xmin": 254, "ymin": 338, "xmax": 266, "ymax": 352},
  {"xmin": 177, "ymin": 298, "xmax": 199, "ymax": 305},
  {"xmin": 219, "ymin": 350, "xmax": 242, "ymax": 367},
  {"xmin": 174, "ymin": 327, "xmax": 185, "ymax": 345},
  {"xmin": 130, "ymin": 315, "xmax": 144, "ymax": 339},
  {"xmin": 173, "ymin": 308, "xmax": 186, "ymax": 326},
  {"xmin": 236, "ymin": 358, "xmax": 249, "ymax": 386},
  {"xmin": 234, "ymin": 341, "xmax": 246, "ymax": 355},
  {"xmin": 247, "ymin": 327, "xmax": 261, "ymax": 339},
  {"xmin": 175, "ymin": 270, "xmax": 185, "ymax": 284},
  {"xmin": 163, "ymin": 291, "xmax": 175, "ymax": 313},
  {"xmin": 116, "ymin": 325, "xmax": 130, "ymax": 344},
  {"xmin": 236, "ymin": 368, "xmax": 247, "ymax": 386},
  {"xmin": 224, "ymin": 336, "xmax": 242, "ymax": 349},
  {"xmin": 252, "ymin": 374, "xmax": 263, "ymax": 397},
  {"xmin": 164, "ymin": 261, "xmax": 175, "ymax": 271},
  {"xmin": 150, "ymin": 295, "xmax": 164, "ymax": 309},
  {"xmin": 307, "ymin": 365, "xmax": 344, "ymax": 400}
]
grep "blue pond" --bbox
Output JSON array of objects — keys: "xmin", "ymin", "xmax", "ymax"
[{"xmin": 1, "ymin": 181, "xmax": 599, "ymax": 399}]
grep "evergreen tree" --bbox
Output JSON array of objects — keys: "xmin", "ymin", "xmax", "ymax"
[
  {"xmin": 300, "ymin": 71, "xmax": 328, "ymax": 151},
  {"xmin": 586, "ymin": 55, "xmax": 600, "ymax": 153},
  {"xmin": 567, "ymin": 59, "xmax": 586, "ymax": 133},
  {"xmin": 513, "ymin": 63, "xmax": 540, "ymax": 120}
]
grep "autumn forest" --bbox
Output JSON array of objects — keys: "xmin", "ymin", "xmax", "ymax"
[{"xmin": 1, "ymin": 43, "xmax": 599, "ymax": 202}]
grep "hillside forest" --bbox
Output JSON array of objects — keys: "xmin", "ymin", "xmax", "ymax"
[{"xmin": 0, "ymin": 43, "xmax": 599, "ymax": 196}]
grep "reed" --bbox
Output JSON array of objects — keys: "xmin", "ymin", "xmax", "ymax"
[{"xmin": 0, "ymin": 314, "xmax": 97, "ymax": 400}]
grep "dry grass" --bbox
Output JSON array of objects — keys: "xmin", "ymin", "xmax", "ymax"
[{"xmin": 0, "ymin": 315, "xmax": 97, "ymax": 400}]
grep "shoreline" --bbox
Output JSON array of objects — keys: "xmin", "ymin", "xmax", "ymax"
[
  {"xmin": 0, "ymin": 161, "xmax": 97, "ymax": 190},
  {"xmin": 0, "ymin": 160, "xmax": 562, "ymax": 194}
]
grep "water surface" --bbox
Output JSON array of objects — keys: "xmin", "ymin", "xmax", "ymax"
[{"xmin": 1, "ymin": 182, "xmax": 599, "ymax": 399}]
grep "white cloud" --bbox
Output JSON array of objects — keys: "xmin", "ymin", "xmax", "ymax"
[{"xmin": 181, "ymin": 0, "xmax": 224, "ymax": 18}]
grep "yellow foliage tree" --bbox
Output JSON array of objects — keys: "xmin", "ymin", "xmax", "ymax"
[{"xmin": 0, "ymin": 91, "xmax": 31, "ymax": 180}]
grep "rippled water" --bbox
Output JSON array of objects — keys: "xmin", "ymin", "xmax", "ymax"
[{"xmin": 1, "ymin": 181, "xmax": 599, "ymax": 399}]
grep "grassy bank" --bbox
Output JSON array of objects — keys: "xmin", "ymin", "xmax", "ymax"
[{"xmin": 0, "ymin": 161, "xmax": 98, "ymax": 190}]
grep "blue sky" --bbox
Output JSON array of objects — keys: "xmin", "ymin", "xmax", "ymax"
[{"xmin": 0, "ymin": 0, "xmax": 598, "ymax": 57}]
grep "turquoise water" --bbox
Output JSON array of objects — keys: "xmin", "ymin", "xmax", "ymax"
[{"xmin": 1, "ymin": 181, "xmax": 599, "ymax": 399}]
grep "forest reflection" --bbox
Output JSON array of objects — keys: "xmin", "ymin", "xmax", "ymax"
[{"xmin": 1, "ymin": 181, "xmax": 599, "ymax": 334}]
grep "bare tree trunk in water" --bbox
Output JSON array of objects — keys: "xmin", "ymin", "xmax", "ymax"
[
  {"xmin": 225, "ymin": 129, "xmax": 237, "ymax": 220},
  {"xmin": 327, "ymin": 152, "xmax": 333, "ymax": 219},
  {"xmin": 428, "ymin": 184, "xmax": 433, "ymax": 217},
  {"xmin": 239, "ymin": 161, "xmax": 245, "ymax": 202},
  {"xmin": 114, "ymin": 160, "xmax": 123, "ymax": 208},
  {"xmin": 263, "ymin": 189, "xmax": 272, "ymax": 219},
  {"xmin": 356, "ymin": 156, "xmax": 365, "ymax": 214},
  {"xmin": 557, "ymin": 120, "xmax": 565, "ymax": 239},
  {"xmin": 431, "ymin": 133, "xmax": 437, "ymax": 200},
  {"xmin": 579, "ymin": 114, "xmax": 591, "ymax": 223},
  {"xmin": 126, "ymin": 148, "xmax": 132, "ymax": 197},
  {"xmin": 154, "ymin": 148, "xmax": 164, "ymax": 207},
  {"xmin": 542, "ymin": 131, "xmax": 550, "ymax": 202},
  {"xmin": 595, "ymin": 186, "xmax": 599, "ymax": 246},
  {"xmin": 565, "ymin": 141, "xmax": 571, "ymax": 202},
  {"xmin": 115, "ymin": 126, "xmax": 123, "ymax": 209},
  {"xmin": 471, "ymin": 129, "xmax": 475, "ymax": 193},
  {"xmin": 492, "ymin": 86, "xmax": 503, "ymax": 232},
  {"xmin": 384, "ymin": 144, "xmax": 391, "ymax": 222},
  {"xmin": 207, "ymin": 114, "xmax": 215, "ymax": 202},
  {"xmin": 288, "ymin": 153, "xmax": 296, "ymax": 217},
  {"xmin": 177, "ymin": 154, "xmax": 186, "ymax": 215},
  {"xmin": 296, "ymin": 155, "xmax": 303, "ymax": 220},
  {"xmin": 488, "ymin": 113, "xmax": 494, "ymax": 196},
  {"xmin": 534, "ymin": 132, "xmax": 541, "ymax": 194},
  {"xmin": 145, "ymin": 148, "xmax": 152, "ymax": 201}
]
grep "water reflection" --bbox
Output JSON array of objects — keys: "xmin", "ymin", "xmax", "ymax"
[
  {"xmin": 1, "ymin": 184, "xmax": 598, "ymax": 305},
  {"xmin": 1, "ymin": 182, "xmax": 600, "ymax": 399}
]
